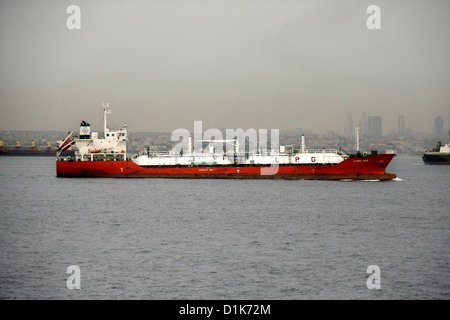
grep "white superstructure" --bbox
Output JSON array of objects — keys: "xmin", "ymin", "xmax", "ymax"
[
  {"xmin": 58, "ymin": 103, "xmax": 128, "ymax": 161},
  {"xmin": 424, "ymin": 141, "xmax": 450, "ymax": 155},
  {"xmin": 60, "ymin": 103, "xmax": 349, "ymax": 166}
]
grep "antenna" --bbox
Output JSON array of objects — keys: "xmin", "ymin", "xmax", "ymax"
[
  {"xmin": 103, "ymin": 102, "xmax": 111, "ymax": 136},
  {"xmin": 355, "ymin": 127, "xmax": 360, "ymax": 152},
  {"xmin": 301, "ymin": 134, "xmax": 305, "ymax": 153}
]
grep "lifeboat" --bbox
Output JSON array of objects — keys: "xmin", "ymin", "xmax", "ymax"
[{"xmin": 88, "ymin": 148, "xmax": 102, "ymax": 153}]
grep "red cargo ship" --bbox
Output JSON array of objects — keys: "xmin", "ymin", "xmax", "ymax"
[{"xmin": 56, "ymin": 104, "xmax": 396, "ymax": 180}]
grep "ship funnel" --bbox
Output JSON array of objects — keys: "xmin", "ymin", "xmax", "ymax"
[{"xmin": 80, "ymin": 120, "xmax": 91, "ymax": 139}]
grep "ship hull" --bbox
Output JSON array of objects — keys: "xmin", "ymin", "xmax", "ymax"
[
  {"xmin": 56, "ymin": 154, "xmax": 396, "ymax": 180},
  {"xmin": 422, "ymin": 154, "xmax": 450, "ymax": 165}
]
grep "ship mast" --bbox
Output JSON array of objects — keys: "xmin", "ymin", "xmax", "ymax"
[
  {"xmin": 103, "ymin": 102, "xmax": 111, "ymax": 137},
  {"xmin": 301, "ymin": 134, "xmax": 305, "ymax": 153},
  {"xmin": 355, "ymin": 127, "xmax": 360, "ymax": 152}
]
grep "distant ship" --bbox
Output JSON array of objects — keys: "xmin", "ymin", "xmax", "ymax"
[
  {"xmin": 56, "ymin": 104, "xmax": 396, "ymax": 180},
  {"xmin": 422, "ymin": 141, "xmax": 450, "ymax": 165},
  {"xmin": 0, "ymin": 140, "xmax": 74, "ymax": 157}
]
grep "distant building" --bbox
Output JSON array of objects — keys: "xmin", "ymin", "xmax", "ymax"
[
  {"xmin": 367, "ymin": 116, "xmax": 382, "ymax": 138},
  {"xmin": 434, "ymin": 116, "xmax": 443, "ymax": 135},
  {"xmin": 398, "ymin": 115, "xmax": 405, "ymax": 137},
  {"xmin": 359, "ymin": 112, "xmax": 367, "ymax": 136},
  {"xmin": 344, "ymin": 113, "xmax": 353, "ymax": 138}
]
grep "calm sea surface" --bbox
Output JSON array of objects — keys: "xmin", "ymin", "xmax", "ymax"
[{"xmin": 0, "ymin": 156, "xmax": 449, "ymax": 299}]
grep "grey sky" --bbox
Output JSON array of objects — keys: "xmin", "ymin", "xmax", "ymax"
[{"xmin": 1, "ymin": 0, "xmax": 449, "ymax": 134}]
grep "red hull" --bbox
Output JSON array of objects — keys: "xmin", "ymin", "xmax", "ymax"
[{"xmin": 56, "ymin": 154, "xmax": 396, "ymax": 180}]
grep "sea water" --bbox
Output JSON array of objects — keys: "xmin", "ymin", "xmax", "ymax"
[{"xmin": 0, "ymin": 156, "xmax": 449, "ymax": 299}]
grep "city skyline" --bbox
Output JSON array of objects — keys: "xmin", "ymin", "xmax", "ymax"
[
  {"xmin": 2, "ymin": 109, "xmax": 449, "ymax": 138},
  {"xmin": 342, "ymin": 110, "xmax": 450, "ymax": 137},
  {"xmin": 435, "ymin": 116, "xmax": 444, "ymax": 136}
]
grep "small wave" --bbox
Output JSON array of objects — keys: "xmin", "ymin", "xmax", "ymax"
[
  {"xmin": 393, "ymin": 177, "xmax": 403, "ymax": 181},
  {"xmin": 360, "ymin": 179, "xmax": 381, "ymax": 182}
]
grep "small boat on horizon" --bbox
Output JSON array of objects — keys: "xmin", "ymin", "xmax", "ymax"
[{"xmin": 422, "ymin": 141, "xmax": 450, "ymax": 165}]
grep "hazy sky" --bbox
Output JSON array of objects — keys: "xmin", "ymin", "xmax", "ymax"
[{"xmin": 1, "ymin": 0, "xmax": 449, "ymax": 134}]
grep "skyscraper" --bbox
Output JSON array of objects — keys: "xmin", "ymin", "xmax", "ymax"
[
  {"xmin": 434, "ymin": 116, "xmax": 443, "ymax": 135},
  {"xmin": 398, "ymin": 115, "xmax": 405, "ymax": 137},
  {"xmin": 344, "ymin": 113, "xmax": 353, "ymax": 137},
  {"xmin": 367, "ymin": 116, "xmax": 382, "ymax": 138},
  {"xmin": 359, "ymin": 112, "xmax": 367, "ymax": 136}
]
